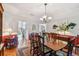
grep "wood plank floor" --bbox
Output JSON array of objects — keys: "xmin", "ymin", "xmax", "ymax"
[
  {"xmin": 4, "ymin": 48, "xmax": 16, "ymax": 56},
  {"xmin": 3, "ymin": 40, "xmax": 79, "ymax": 56},
  {"xmin": 4, "ymin": 40, "xmax": 30, "ymax": 56}
]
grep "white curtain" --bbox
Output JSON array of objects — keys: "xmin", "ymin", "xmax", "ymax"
[{"xmin": 17, "ymin": 21, "xmax": 28, "ymax": 49}]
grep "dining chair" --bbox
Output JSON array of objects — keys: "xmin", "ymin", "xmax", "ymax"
[
  {"xmin": 59, "ymin": 39, "xmax": 75, "ymax": 56},
  {"xmin": 75, "ymin": 45, "xmax": 79, "ymax": 55},
  {"xmin": 30, "ymin": 33, "xmax": 53, "ymax": 56},
  {"xmin": 56, "ymin": 44, "xmax": 74, "ymax": 56},
  {"xmin": 5, "ymin": 35, "xmax": 18, "ymax": 49},
  {"xmin": 30, "ymin": 33, "xmax": 42, "ymax": 56},
  {"xmin": 74, "ymin": 35, "xmax": 79, "ymax": 55}
]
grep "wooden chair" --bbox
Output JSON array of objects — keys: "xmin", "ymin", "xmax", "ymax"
[
  {"xmin": 59, "ymin": 38, "xmax": 75, "ymax": 56},
  {"xmin": 30, "ymin": 33, "xmax": 42, "ymax": 55},
  {"xmin": 30, "ymin": 33, "xmax": 53, "ymax": 56},
  {"xmin": 5, "ymin": 36, "xmax": 18, "ymax": 49},
  {"xmin": 74, "ymin": 35, "xmax": 79, "ymax": 55}
]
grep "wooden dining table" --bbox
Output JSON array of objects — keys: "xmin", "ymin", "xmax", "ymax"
[
  {"xmin": 43, "ymin": 32, "xmax": 77, "ymax": 56},
  {"xmin": 44, "ymin": 41, "xmax": 67, "ymax": 51},
  {"xmin": 29, "ymin": 33, "xmax": 77, "ymax": 56},
  {"xmin": 44, "ymin": 41, "xmax": 67, "ymax": 55},
  {"xmin": 45, "ymin": 32, "xmax": 78, "ymax": 45}
]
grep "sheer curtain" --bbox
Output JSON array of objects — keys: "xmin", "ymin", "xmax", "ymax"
[{"xmin": 17, "ymin": 21, "xmax": 28, "ymax": 49}]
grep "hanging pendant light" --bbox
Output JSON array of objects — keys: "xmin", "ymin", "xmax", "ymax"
[{"xmin": 40, "ymin": 3, "xmax": 52, "ymax": 23}]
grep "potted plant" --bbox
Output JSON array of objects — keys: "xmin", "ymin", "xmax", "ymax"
[{"xmin": 53, "ymin": 22, "xmax": 76, "ymax": 35}]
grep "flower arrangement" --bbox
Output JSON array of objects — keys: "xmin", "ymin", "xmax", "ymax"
[{"xmin": 53, "ymin": 22, "xmax": 76, "ymax": 34}]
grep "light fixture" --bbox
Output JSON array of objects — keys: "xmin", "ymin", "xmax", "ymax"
[{"xmin": 40, "ymin": 3, "xmax": 52, "ymax": 23}]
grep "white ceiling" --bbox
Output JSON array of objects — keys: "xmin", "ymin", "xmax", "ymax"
[{"xmin": 3, "ymin": 3, "xmax": 79, "ymax": 21}]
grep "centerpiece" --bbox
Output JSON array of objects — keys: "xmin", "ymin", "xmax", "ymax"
[{"xmin": 53, "ymin": 22, "xmax": 76, "ymax": 35}]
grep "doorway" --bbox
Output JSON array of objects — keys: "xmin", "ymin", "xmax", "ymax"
[{"xmin": 17, "ymin": 21, "xmax": 28, "ymax": 48}]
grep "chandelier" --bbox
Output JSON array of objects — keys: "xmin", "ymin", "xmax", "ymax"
[{"xmin": 40, "ymin": 3, "xmax": 52, "ymax": 23}]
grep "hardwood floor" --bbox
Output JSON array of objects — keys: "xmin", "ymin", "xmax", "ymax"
[
  {"xmin": 4, "ymin": 40, "xmax": 30, "ymax": 56},
  {"xmin": 3, "ymin": 40, "xmax": 79, "ymax": 56},
  {"xmin": 4, "ymin": 48, "xmax": 16, "ymax": 56}
]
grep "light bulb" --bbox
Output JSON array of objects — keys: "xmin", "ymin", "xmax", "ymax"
[
  {"xmin": 43, "ymin": 15, "xmax": 47, "ymax": 19},
  {"xmin": 48, "ymin": 17, "xmax": 52, "ymax": 20},
  {"xmin": 40, "ymin": 18, "xmax": 43, "ymax": 21}
]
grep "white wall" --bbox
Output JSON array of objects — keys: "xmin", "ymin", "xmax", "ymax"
[
  {"xmin": 3, "ymin": 12, "xmax": 41, "ymax": 33},
  {"xmin": 2, "ymin": 3, "xmax": 79, "ymax": 35}
]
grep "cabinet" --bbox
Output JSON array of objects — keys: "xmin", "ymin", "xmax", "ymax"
[
  {"xmin": 0, "ymin": 3, "xmax": 4, "ymax": 43},
  {"xmin": 0, "ymin": 12, "xmax": 2, "ymax": 43},
  {"xmin": 0, "ymin": 3, "xmax": 4, "ymax": 56}
]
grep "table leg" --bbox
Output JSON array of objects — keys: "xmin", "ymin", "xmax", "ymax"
[
  {"xmin": 67, "ymin": 42, "xmax": 73, "ymax": 56},
  {"xmin": 2, "ymin": 47, "xmax": 4, "ymax": 56},
  {"xmin": 0, "ymin": 51, "xmax": 1, "ymax": 56},
  {"xmin": 53, "ymin": 51, "xmax": 57, "ymax": 56}
]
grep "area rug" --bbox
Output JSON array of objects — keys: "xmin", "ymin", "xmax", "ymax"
[
  {"xmin": 16, "ymin": 47, "xmax": 30, "ymax": 56},
  {"xmin": 16, "ymin": 47, "xmax": 78, "ymax": 56}
]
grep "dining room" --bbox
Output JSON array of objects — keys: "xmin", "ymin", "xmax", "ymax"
[{"xmin": 0, "ymin": 3, "xmax": 79, "ymax": 56}]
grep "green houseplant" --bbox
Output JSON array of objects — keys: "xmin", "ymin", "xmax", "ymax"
[{"xmin": 53, "ymin": 22, "xmax": 76, "ymax": 35}]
